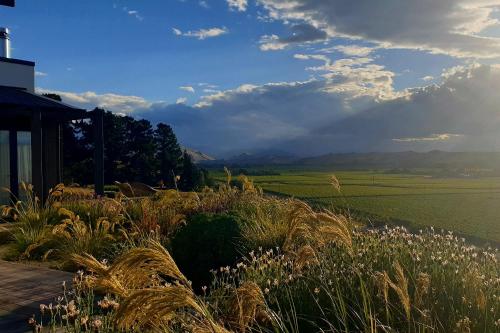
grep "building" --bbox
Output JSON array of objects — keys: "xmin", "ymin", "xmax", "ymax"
[{"xmin": 0, "ymin": 27, "xmax": 104, "ymax": 204}]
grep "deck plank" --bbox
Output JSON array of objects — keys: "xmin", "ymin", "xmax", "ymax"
[{"xmin": 0, "ymin": 261, "xmax": 72, "ymax": 333}]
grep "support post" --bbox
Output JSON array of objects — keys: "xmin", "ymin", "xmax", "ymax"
[
  {"xmin": 93, "ymin": 109, "xmax": 104, "ymax": 196},
  {"xmin": 55, "ymin": 123, "xmax": 62, "ymax": 184},
  {"xmin": 31, "ymin": 110, "xmax": 44, "ymax": 202},
  {"xmin": 8, "ymin": 129, "xmax": 18, "ymax": 201}
]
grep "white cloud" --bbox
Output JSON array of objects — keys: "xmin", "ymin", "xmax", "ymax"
[
  {"xmin": 294, "ymin": 53, "xmax": 400, "ymax": 100},
  {"xmin": 179, "ymin": 86, "xmax": 195, "ymax": 93},
  {"xmin": 176, "ymin": 97, "xmax": 188, "ymax": 104},
  {"xmin": 35, "ymin": 71, "xmax": 48, "ymax": 77},
  {"xmin": 127, "ymin": 11, "xmax": 143, "ymax": 21},
  {"xmin": 226, "ymin": 0, "xmax": 247, "ymax": 12},
  {"xmin": 37, "ymin": 65, "xmax": 500, "ymax": 156},
  {"xmin": 422, "ymin": 76, "xmax": 435, "ymax": 82},
  {"xmin": 331, "ymin": 45, "xmax": 374, "ymax": 57},
  {"xmin": 199, "ymin": 1, "xmax": 209, "ymax": 9},
  {"xmin": 172, "ymin": 27, "xmax": 228, "ymax": 40},
  {"xmin": 198, "ymin": 83, "xmax": 219, "ymax": 89},
  {"xmin": 115, "ymin": 5, "xmax": 143, "ymax": 21},
  {"xmin": 203, "ymin": 88, "xmax": 220, "ymax": 94},
  {"xmin": 393, "ymin": 133, "xmax": 464, "ymax": 142},
  {"xmin": 257, "ymin": 0, "xmax": 500, "ymax": 57},
  {"xmin": 36, "ymin": 89, "xmax": 152, "ymax": 113},
  {"xmin": 259, "ymin": 35, "xmax": 286, "ymax": 51}
]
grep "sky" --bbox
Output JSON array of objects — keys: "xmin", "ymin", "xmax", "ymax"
[{"xmin": 2, "ymin": 0, "xmax": 500, "ymax": 157}]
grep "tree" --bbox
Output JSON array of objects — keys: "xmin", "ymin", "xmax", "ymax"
[
  {"xmin": 54, "ymin": 103, "xmax": 205, "ymax": 191},
  {"xmin": 179, "ymin": 151, "xmax": 201, "ymax": 191},
  {"xmin": 154, "ymin": 123, "xmax": 183, "ymax": 187},
  {"xmin": 43, "ymin": 94, "xmax": 93, "ymax": 184},
  {"xmin": 127, "ymin": 119, "xmax": 157, "ymax": 183}
]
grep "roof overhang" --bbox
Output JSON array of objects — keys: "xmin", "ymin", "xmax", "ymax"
[{"xmin": 0, "ymin": 86, "xmax": 90, "ymax": 121}]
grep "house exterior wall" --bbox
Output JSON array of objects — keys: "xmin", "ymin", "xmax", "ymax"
[{"xmin": 0, "ymin": 58, "xmax": 35, "ymax": 92}]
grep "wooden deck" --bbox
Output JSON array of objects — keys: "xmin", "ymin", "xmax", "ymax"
[{"xmin": 0, "ymin": 261, "xmax": 72, "ymax": 333}]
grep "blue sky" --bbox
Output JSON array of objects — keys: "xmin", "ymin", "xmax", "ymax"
[
  {"xmin": 2, "ymin": 1, "xmax": 500, "ymax": 156},
  {"xmin": 0, "ymin": 1, "xmax": 461, "ymax": 99},
  {"xmin": 2, "ymin": 0, "xmax": 313, "ymax": 101}
]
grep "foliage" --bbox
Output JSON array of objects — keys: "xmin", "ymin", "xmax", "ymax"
[
  {"xmin": 0, "ymin": 183, "xmax": 64, "ymax": 258},
  {"xmin": 53, "ymin": 102, "xmax": 206, "ymax": 191},
  {"xmin": 2, "ymin": 174, "xmax": 498, "ymax": 332},
  {"xmin": 155, "ymin": 123, "xmax": 183, "ymax": 188},
  {"xmin": 178, "ymin": 151, "xmax": 204, "ymax": 191},
  {"xmin": 171, "ymin": 213, "xmax": 243, "ymax": 289},
  {"xmin": 32, "ymin": 227, "xmax": 500, "ymax": 333},
  {"xmin": 208, "ymin": 227, "xmax": 499, "ymax": 332}
]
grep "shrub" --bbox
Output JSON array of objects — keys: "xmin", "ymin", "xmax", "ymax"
[
  {"xmin": 171, "ymin": 213, "xmax": 243, "ymax": 289},
  {"xmin": 0, "ymin": 184, "xmax": 63, "ymax": 258}
]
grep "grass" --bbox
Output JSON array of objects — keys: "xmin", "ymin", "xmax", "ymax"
[
  {"xmin": 215, "ymin": 170, "xmax": 500, "ymax": 244},
  {"xmin": 1, "ymin": 178, "xmax": 499, "ymax": 332}
]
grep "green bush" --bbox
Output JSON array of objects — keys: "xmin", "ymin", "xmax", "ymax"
[{"xmin": 171, "ymin": 213, "xmax": 243, "ymax": 289}]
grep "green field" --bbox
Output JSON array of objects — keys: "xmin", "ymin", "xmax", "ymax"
[{"xmin": 217, "ymin": 170, "xmax": 500, "ymax": 244}]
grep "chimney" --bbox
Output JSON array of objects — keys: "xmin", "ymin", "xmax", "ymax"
[
  {"xmin": 0, "ymin": 26, "xmax": 34, "ymax": 92},
  {"xmin": 0, "ymin": 27, "xmax": 10, "ymax": 58}
]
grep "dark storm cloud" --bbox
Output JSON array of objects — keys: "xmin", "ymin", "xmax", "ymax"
[{"xmin": 258, "ymin": 0, "xmax": 500, "ymax": 57}]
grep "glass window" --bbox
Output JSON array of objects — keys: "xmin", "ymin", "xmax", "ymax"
[
  {"xmin": 17, "ymin": 131, "xmax": 32, "ymax": 187},
  {"xmin": 0, "ymin": 131, "xmax": 10, "ymax": 204}
]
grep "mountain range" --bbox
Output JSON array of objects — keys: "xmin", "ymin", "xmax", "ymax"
[{"xmin": 201, "ymin": 150, "xmax": 500, "ymax": 171}]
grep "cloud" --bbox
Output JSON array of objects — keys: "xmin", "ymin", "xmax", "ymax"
[
  {"xmin": 35, "ymin": 71, "xmax": 48, "ymax": 77},
  {"xmin": 226, "ymin": 0, "xmax": 248, "ymax": 12},
  {"xmin": 36, "ymin": 89, "xmax": 152, "ymax": 114},
  {"xmin": 176, "ymin": 97, "xmax": 188, "ymax": 104},
  {"xmin": 257, "ymin": 0, "xmax": 500, "ymax": 58},
  {"xmin": 300, "ymin": 64, "xmax": 500, "ymax": 154},
  {"xmin": 199, "ymin": 1, "xmax": 209, "ymax": 9},
  {"xmin": 294, "ymin": 53, "xmax": 400, "ymax": 100},
  {"xmin": 198, "ymin": 83, "xmax": 219, "ymax": 89},
  {"xmin": 330, "ymin": 45, "xmax": 375, "ymax": 57},
  {"xmin": 259, "ymin": 35, "xmax": 285, "ymax": 51},
  {"xmin": 172, "ymin": 27, "xmax": 228, "ymax": 40},
  {"xmin": 422, "ymin": 76, "xmax": 435, "ymax": 82},
  {"xmin": 179, "ymin": 86, "xmax": 195, "ymax": 93},
  {"xmin": 157, "ymin": 64, "xmax": 500, "ymax": 155},
  {"xmin": 203, "ymin": 88, "xmax": 220, "ymax": 94},
  {"xmin": 38, "ymin": 65, "xmax": 500, "ymax": 157},
  {"xmin": 114, "ymin": 5, "xmax": 143, "ymax": 21},
  {"xmin": 392, "ymin": 133, "xmax": 464, "ymax": 142},
  {"xmin": 140, "ymin": 79, "xmax": 357, "ymax": 155},
  {"xmin": 259, "ymin": 24, "xmax": 328, "ymax": 51}
]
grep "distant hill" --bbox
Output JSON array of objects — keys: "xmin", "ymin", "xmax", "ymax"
[
  {"xmin": 298, "ymin": 151, "xmax": 500, "ymax": 171},
  {"xmin": 202, "ymin": 150, "xmax": 500, "ymax": 173},
  {"xmin": 200, "ymin": 151, "xmax": 298, "ymax": 167},
  {"xmin": 184, "ymin": 148, "xmax": 215, "ymax": 164}
]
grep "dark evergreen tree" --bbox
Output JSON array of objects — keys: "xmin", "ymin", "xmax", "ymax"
[
  {"xmin": 127, "ymin": 119, "xmax": 157, "ymax": 183},
  {"xmin": 101, "ymin": 110, "xmax": 129, "ymax": 183},
  {"xmin": 42, "ymin": 93, "xmax": 62, "ymax": 102},
  {"xmin": 179, "ymin": 151, "xmax": 202, "ymax": 191},
  {"xmin": 154, "ymin": 123, "xmax": 183, "ymax": 187},
  {"xmin": 51, "ymin": 101, "xmax": 205, "ymax": 191}
]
